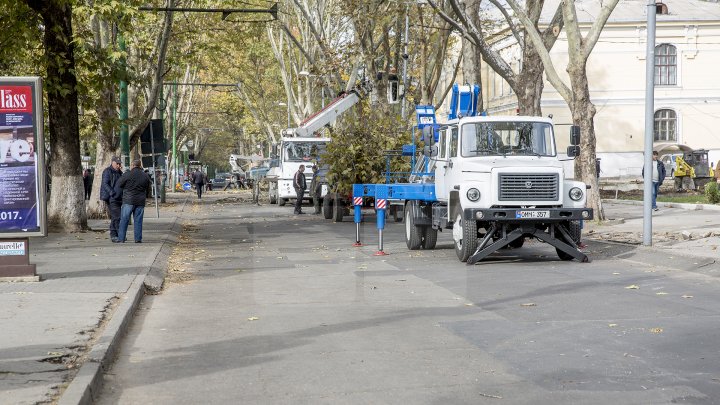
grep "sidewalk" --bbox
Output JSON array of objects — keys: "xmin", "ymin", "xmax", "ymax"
[
  {"xmin": 0, "ymin": 194, "xmax": 186, "ymax": 405},
  {"xmin": 585, "ymin": 199, "xmax": 720, "ymax": 260}
]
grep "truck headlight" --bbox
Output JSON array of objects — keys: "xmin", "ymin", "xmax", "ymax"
[
  {"xmin": 466, "ymin": 188, "xmax": 481, "ymax": 202},
  {"xmin": 569, "ymin": 187, "xmax": 583, "ymax": 201}
]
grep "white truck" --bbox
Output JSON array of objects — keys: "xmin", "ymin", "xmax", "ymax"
[
  {"xmin": 353, "ymin": 97, "xmax": 593, "ymax": 263},
  {"xmin": 266, "ymin": 81, "xmax": 372, "ymax": 206},
  {"xmin": 266, "ymin": 137, "xmax": 329, "ymax": 205}
]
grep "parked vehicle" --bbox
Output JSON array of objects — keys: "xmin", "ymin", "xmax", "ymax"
[
  {"xmin": 673, "ymin": 149, "xmax": 716, "ymax": 190},
  {"xmin": 266, "ymin": 137, "xmax": 329, "ymax": 206},
  {"xmin": 354, "ymin": 85, "xmax": 593, "ymax": 263}
]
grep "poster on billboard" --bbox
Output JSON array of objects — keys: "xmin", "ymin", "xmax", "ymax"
[{"xmin": 0, "ymin": 77, "xmax": 47, "ymax": 237}]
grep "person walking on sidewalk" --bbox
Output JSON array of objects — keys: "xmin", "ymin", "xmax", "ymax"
[
  {"xmin": 193, "ymin": 168, "xmax": 206, "ymax": 199},
  {"xmin": 100, "ymin": 157, "xmax": 123, "ymax": 243},
  {"xmin": 293, "ymin": 165, "xmax": 306, "ymax": 215},
  {"xmin": 715, "ymin": 161, "xmax": 720, "ymax": 184},
  {"xmin": 83, "ymin": 168, "xmax": 93, "ymax": 200},
  {"xmin": 116, "ymin": 159, "xmax": 152, "ymax": 243},
  {"xmin": 643, "ymin": 151, "xmax": 666, "ymax": 211}
]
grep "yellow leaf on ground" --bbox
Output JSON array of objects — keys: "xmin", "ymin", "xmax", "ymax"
[
  {"xmin": 520, "ymin": 303, "xmax": 536, "ymax": 307},
  {"xmin": 625, "ymin": 285, "xmax": 640, "ymax": 290},
  {"xmin": 608, "ymin": 323, "xmax": 618, "ymax": 327},
  {"xmin": 682, "ymin": 295, "xmax": 694, "ymax": 299},
  {"xmin": 247, "ymin": 317, "xmax": 259, "ymax": 321},
  {"xmin": 650, "ymin": 327, "xmax": 663, "ymax": 334},
  {"xmin": 656, "ymin": 292, "xmax": 668, "ymax": 295}
]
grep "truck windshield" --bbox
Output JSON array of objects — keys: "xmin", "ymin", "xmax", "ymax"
[
  {"xmin": 460, "ymin": 121, "xmax": 555, "ymax": 157},
  {"xmin": 283, "ymin": 141, "xmax": 327, "ymax": 162}
]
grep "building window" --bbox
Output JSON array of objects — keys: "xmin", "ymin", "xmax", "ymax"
[
  {"xmin": 656, "ymin": 2, "xmax": 669, "ymax": 15},
  {"xmin": 654, "ymin": 109, "xmax": 677, "ymax": 142},
  {"xmin": 655, "ymin": 44, "xmax": 677, "ymax": 85}
]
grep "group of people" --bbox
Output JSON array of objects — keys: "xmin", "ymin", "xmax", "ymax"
[
  {"xmin": 292, "ymin": 164, "xmax": 322, "ymax": 215},
  {"xmin": 100, "ymin": 157, "xmax": 152, "ymax": 243}
]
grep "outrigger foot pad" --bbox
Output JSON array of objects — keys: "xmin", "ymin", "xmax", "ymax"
[{"xmin": 374, "ymin": 251, "xmax": 388, "ymax": 256}]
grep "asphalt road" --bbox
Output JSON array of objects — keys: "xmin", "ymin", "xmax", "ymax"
[{"xmin": 99, "ymin": 193, "xmax": 720, "ymax": 404}]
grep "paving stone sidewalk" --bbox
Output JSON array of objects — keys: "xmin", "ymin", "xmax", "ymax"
[{"xmin": 0, "ymin": 195, "xmax": 186, "ymax": 405}]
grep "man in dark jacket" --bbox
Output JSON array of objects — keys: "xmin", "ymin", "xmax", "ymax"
[
  {"xmin": 293, "ymin": 165, "xmax": 306, "ymax": 215},
  {"xmin": 193, "ymin": 168, "xmax": 206, "ymax": 199},
  {"xmin": 116, "ymin": 159, "xmax": 152, "ymax": 243},
  {"xmin": 642, "ymin": 151, "xmax": 666, "ymax": 211},
  {"xmin": 100, "ymin": 157, "xmax": 123, "ymax": 242}
]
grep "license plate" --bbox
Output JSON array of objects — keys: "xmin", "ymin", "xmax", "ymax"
[{"xmin": 516, "ymin": 210, "xmax": 550, "ymax": 219}]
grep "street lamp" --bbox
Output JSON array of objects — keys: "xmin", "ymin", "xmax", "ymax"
[
  {"xmin": 276, "ymin": 101, "xmax": 290, "ymax": 128},
  {"xmin": 299, "ymin": 70, "xmax": 325, "ymax": 108}
]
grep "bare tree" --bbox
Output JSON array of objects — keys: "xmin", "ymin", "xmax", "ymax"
[{"xmin": 505, "ymin": 0, "xmax": 620, "ymax": 220}]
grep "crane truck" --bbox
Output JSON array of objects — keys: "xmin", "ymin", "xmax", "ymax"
[
  {"xmin": 266, "ymin": 82, "xmax": 371, "ymax": 207},
  {"xmin": 353, "ymin": 85, "xmax": 593, "ymax": 264}
]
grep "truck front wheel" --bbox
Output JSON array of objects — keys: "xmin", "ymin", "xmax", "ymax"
[
  {"xmin": 453, "ymin": 213, "xmax": 477, "ymax": 262},
  {"xmin": 556, "ymin": 220, "xmax": 582, "ymax": 261}
]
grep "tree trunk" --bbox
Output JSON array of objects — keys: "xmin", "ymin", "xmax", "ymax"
[
  {"xmin": 88, "ymin": 85, "xmax": 118, "ymax": 219},
  {"xmin": 516, "ymin": 45, "xmax": 544, "ymax": 116},
  {"xmin": 569, "ymin": 64, "xmax": 604, "ymax": 220},
  {"xmin": 26, "ymin": 0, "xmax": 87, "ymax": 231}
]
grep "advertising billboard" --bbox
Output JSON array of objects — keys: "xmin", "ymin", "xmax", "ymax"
[{"xmin": 0, "ymin": 77, "xmax": 46, "ymax": 237}]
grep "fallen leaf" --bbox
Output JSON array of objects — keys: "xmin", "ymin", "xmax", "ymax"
[
  {"xmin": 682, "ymin": 295, "xmax": 694, "ymax": 299},
  {"xmin": 649, "ymin": 327, "xmax": 663, "ymax": 334},
  {"xmin": 465, "ymin": 303, "xmax": 474, "ymax": 306},
  {"xmin": 608, "ymin": 323, "xmax": 618, "ymax": 327},
  {"xmin": 612, "ymin": 272, "xmax": 620, "ymax": 275},
  {"xmin": 247, "ymin": 317, "xmax": 259, "ymax": 321},
  {"xmin": 520, "ymin": 303, "xmax": 537, "ymax": 307},
  {"xmin": 656, "ymin": 292, "xmax": 668, "ymax": 295},
  {"xmin": 625, "ymin": 285, "xmax": 640, "ymax": 290}
]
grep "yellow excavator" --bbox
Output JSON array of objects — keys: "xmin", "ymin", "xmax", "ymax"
[{"xmin": 674, "ymin": 149, "xmax": 715, "ymax": 190}]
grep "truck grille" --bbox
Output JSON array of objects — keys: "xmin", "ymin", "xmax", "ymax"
[{"xmin": 498, "ymin": 173, "xmax": 559, "ymax": 201}]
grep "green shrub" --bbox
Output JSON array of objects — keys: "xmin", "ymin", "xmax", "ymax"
[{"xmin": 705, "ymin": 181, "xmax": 720, "ymax": 204}]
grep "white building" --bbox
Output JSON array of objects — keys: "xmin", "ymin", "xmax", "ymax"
[{"xmin": 444, "ymin": 0, "xmax": 720, "ymax": 177}]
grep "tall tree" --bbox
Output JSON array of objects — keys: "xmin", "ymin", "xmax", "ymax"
[
  {"xmin": 505, "ymin": 0, "xmax": 620, "ymax": 220},
  {"xmin": 24, "ymin": 0, "xmax": 87, "ymax": 231}
]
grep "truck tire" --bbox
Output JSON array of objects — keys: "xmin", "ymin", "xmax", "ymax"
[
  {"xmin": 405, "ymin": 202, "xmax": 422, "ymax": 250},
  {"xmin": 453, "ymin": 213, "xmax": 477, "ymax": 262},
  {"xmin": 279, "ymin": 198, "xmax": 287, "ymax": 206},
  {"xmin": 422, "ymin": 227, "xmax": 438, "ymax": 250},
  {"xmin": 332, "ymin": 196, "xmax": 344, "ymax": 222},
  {"xmin": 323, "ymin": 195, "xmax": 333, "ymax": 219},
  {"xmin": 556, "ymin": 220, "xmax": 581, "ymax": 261}
]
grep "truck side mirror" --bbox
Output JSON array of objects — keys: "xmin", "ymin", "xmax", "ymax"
[
  {"xmin": 422, "ymin": 126, "xmax": 434, "ymax": 146},
  {"xmin": 570, "ymin": 125, "xmax": 581, "ymax": 146},
  {"xmin": 423, "ymin": 145, "xmax": 438, "ymax": 158},
  {"xmin": 566, "ymin": 145, "xmax": 580, "ymax": 158}
]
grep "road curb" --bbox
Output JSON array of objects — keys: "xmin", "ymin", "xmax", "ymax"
[
  {"xmin": 602, "ymin": 198, "xmax": 720, "ymax": 211},
  {"xmin": 57, "ymin": 276, "xmax": 146, "ymax": 405},
  {"xmin": 58, "ymin": 200, "xmax": 186, "ymax": 405}
]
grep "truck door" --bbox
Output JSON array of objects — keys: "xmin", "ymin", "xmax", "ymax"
[
  {"xmin": 434, "ymin": 128, "xmax": 448, "ymax": 201},
  {"xmin": 442, "ymin": 126, "xmax": 459, "ymax": 201}
]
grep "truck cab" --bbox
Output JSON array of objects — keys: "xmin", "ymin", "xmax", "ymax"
[
  {"xmin": 419, "ymin": 115, "xmax": 591, "ymax": 262},
  {"xmin": 267, "ymin": 137, "xmax": 329, "ymax": 205}
]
